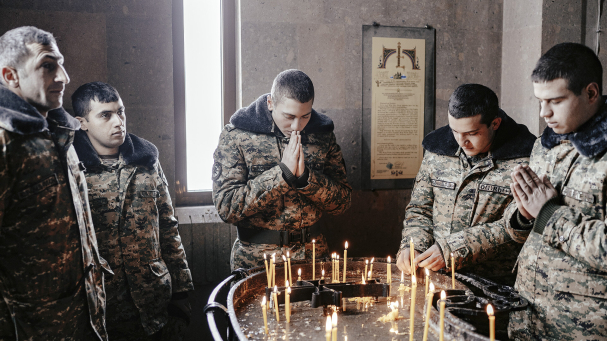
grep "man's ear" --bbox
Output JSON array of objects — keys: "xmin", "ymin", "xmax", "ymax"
[
  {"xmin": 585, "ymin": 82, "xmax": 601, "ymax": 105},
  {"xmin": 491, "ymin": 117, "xmax": 502, "ymax": 131},
  {"xmin": 267, "ymin": 95, "xmax": 274, "ymax": 111},
  {"xmin": 1, "ymin": 66, "xmax": 19, "ymax": 88},
  {"xmin": 76, "ymin": 116, "xmax": 88, "ymax": 131}
]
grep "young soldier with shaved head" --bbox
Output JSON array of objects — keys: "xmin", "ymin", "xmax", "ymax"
[
  {"xmin": 0, "ymin": 27, "xmax": 110, "ymax": 340},
  {"xmin": 213, "ymin": 69, "xmax": 352, "ymax": 270},
  {"xmin": 506, "ymin": 43, "xmax": 607, "ymax": 340},
  {"xmin": 71, "ymin": 82, "xmax": 194, "ymax": 341},
  {"xmin": 396, "ymin": 84, "xmax": 536, "ymax": 286}
]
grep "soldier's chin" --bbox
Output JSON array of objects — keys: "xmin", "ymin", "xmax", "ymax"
[{"xmin": 462, "ymin": 148, "xmax": 478, "ymax": 156}]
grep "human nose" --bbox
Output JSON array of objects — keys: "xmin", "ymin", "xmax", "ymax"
[
  {"xmin": 291, "ymin": 118, "xmax": 301, "ymax": 131},
  {"xmin": 539, "ymin": 102, "xmax": 552, "ymax": 118},
  {"xmin": 56, "ymin": 65, "xmax": 70, "ymax": 84},
  {"xmin": 111, "ymin": 113, "xmax": 125, "ymax": 127}
]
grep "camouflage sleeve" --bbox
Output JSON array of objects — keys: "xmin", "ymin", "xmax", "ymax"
[
  {"xmin": 503, "ymin": 201, "xmax": 533, "ymax": 243},
  {"xmin": 399, "ymin": 153, "xmax": 436, "ymax": 255},
  {"xmin": 156, "ymin": 162, "xmax": 194, "ymax": 293},
  {"xmin": 541, "ymin": 204, "xmax": 607, "ymax": 272},
  {"xmin": 213, "ymin": 127, "xmax": 291, "ymax": 223},
  {"xmin": 298, "ymin": 132, "xmax": 352, "ymax": 215},
  {"xmin": 434, "ymin": 218, "xmax": 515, "ymax": 270}
]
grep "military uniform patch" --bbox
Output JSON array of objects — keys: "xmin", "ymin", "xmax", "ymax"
[
  {"xmin": 212, "ymin": 162, "xmax": 222, "ymax": 181},
  {"xmin": 430, "ymin": 178, "xmax": 456, "ymax": 190},
  {"xmin": 478, "ymin": 182, "xmax": 511, "ymax": 195},
  {"xmin": 562, "ymin": 186, "xmax": 594, "ymax": 203}
]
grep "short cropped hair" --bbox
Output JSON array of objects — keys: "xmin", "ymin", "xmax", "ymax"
[
  {"xmin": 448, "ymin": 84, "xmax": 499, "ymax": 125},
  {"xmin": 270, "ymin": 69, "xmax": 314, "ymax": 105},
  {"xmin": 531, "ymin": 43, "xmax": 603, "ymax": 95},
  {"xmin": 72, "ymin": 82, "xmax": 121, "ymax": 118},
  {"xmin": 0, "ymin": 26, "xmax": 56, "ymax": 69}
]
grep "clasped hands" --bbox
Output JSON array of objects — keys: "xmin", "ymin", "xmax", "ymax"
[
  {"xmin": 281, "ymin": 131, "xmax": 306, "ymax": 177},
  {"xmin": 509, "ymin": 164, "xmax": 558, "ymax": 219}
]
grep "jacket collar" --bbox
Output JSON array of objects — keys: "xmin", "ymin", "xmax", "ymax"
[
  {"xmin": 229, "ymin": 94, "xmax": 334, "ymax": 135},
  {"xmin": 541, "ymin": 98, "xmax": 607, "ymax": 157},
  {"xmin": 73, "ymin": 130, "xmax": 158, "ymax": 169},
  {"xmin": 0, "ymin": 84, "xmax": 79, "ymax": 134},
  {"xmin": 422, "ymin": 109, "xmax": 536, "ymax": 160}
]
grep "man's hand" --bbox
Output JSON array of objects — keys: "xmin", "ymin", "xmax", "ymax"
[
  {"xmin": 414, "ymin": 244, "xmax": 446, "ymax": 272},
  {"xmin": 295, "ymin": 132, "xmax": 305, "ymax": 177},
  {"xmin": 510, "ymin": 165, "xmax": 558, "ymax": 218},
  {"xmin": 396, "ymin": 248, "xmax": 420, "ymax": 275},
  {"xmin": 281, "ymin": 131, "xmax": 301, "ymax": 175}
]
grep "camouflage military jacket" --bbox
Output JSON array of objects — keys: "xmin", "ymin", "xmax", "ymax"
[
  {"xmin": 399, "ymin": 110, "xmax": 535, "ymax": 284},
  {"xmin": 213, "ymin": 94, "xmax": 351, "ymax": 269},
  {"xmin": 505, "ymin": 101, "xmax": 607, "ymax": 340},
  {"xmin": 73, "ymin": 131, "xmax": 194, "ymax": 335},
  {"xmin": 0, "ymin": 86, "xmax": 109, "ymax": 340}
]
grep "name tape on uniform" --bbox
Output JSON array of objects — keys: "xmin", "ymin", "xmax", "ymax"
[
  {"xmin": 430, "ymin": 179, "xmax": 456, "ymax": 190},
  {"xmin": 478, "ymin": 183, "xmax": 511, "ymax": 195},
  {"xmin": 562, "ymin": 186, "xmax": 594, "ymax": 203}
]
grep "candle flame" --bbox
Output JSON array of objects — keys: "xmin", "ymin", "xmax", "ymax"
[
  {"xmin": 368, "ymin": 270, "xmax": 371, "ymax": 278},
  {"xmin": 371, "ymin": 257, "xmax": 374, "ymax": 263},
  {"xmin": 332, "ymin": 311, "xmax": 338, "ymax": 327},
  {"xmin": 365, "ymin": 259, "xmax": 368, "ymax": 264},
  {"xmin": 322, "ymin": 269, "xmax": 325, "ymax": 276},
  {"xmin": 298, "ymin": 268, "xmax": 301, "ymax": 275},
  {"xmin": 286, "ymin": 280, "xmax": 289, "ymax": 287},
  {"xmin": 262, "ymin": 296, "xmax": 266, "ymax": 305},
  {"xmin": 487, "ymin": 304, "xmax": 494, "ymax": 316},
  {"xmin": 441, "ymin": 290, "xmax": 446, "ymax": 300},
  {"xmin": 274, "ymin": 285, "xmax": 278, "ymax": 293},
  {"xmin": 387, "ymin": 256, "xmax": 391, "ymax": 263},
  {"xmin": 287, "ymin": 287, "xmax": 291, "ymax": 294},
  {"xmin": 425, "ymin": 268, "xmax": 429, "ymax": 276},
  {"xmin": 362, "ymin": 274, "xmax": 366, "ymax": 284},
  {"xmin": 282, "ymin": 255, "xmax": 287, "ymax": 261},
  {"xmin": 287, "ymin": 251, "xmax": 290, "ymax": 257},
  {"xmin": 337, "ymin": 255, "xmax": 339, "ymax": 260},
  {"xmin": 313, "ymin": 239, "xmax": 316, "ymax": 244},
  {"xmin": 345, "ymin": 241, "xmax": 348, "ymax": 249},
  {"xmin": 430, "ymin": 282, "xmax": 435, "ymax": 292},
  {"xmin": 272, "ymin": 253, "xmax": 276, "ymax": 260},
  {"xmin": 412, "ymin": 274, "xmax": 416, "ymax": 284},
  {"xmin": 401, "ymin": 271, "xmax": 404, "ymax": 282},
  {"xmin": 451, "ymin": 252, "xmax": 454, "ymax": 257},
  {"xmin": 264, "ymin": 253, "xmax": 267, "ymax": 259},
  {"xmin": 326, "ymin": 316, "xmax": 332, "ymax": 331}
]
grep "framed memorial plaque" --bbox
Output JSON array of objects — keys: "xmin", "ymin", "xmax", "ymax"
[{"xmin": 362, "ymin": 25, "xmax": 435, "ymax": 190}]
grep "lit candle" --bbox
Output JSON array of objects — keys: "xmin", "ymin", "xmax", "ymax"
[
  {"xmin": 487, "ymin": 304, "xmax": 495, "ymax": 341},
  {"xmin": 422, "ymin": 282, "xmax": 435, "ymax": 341},
  {"xmin": 325, "ymin": 315, "xmax": 332, "ymax": 341},
  {"xmin": 313, "ymin": 240, "xmax": 316, "ymax": 280},
  {"xmin": 264, "ymin": 253, "xmax": 270, "ymax": 288},
  {"xmin": 425, "ymin": 268, "xmax": 430, "ymax": 296},
  {"xmin": 261, "ymin": 296, "xmax": 268, "ymax": 334},
  {"xmin": 282, "ymin": 255, "xmax": 288, "ymax": 286},
  {"xmin": 387, "ymin": 256, "xmax": 392, "ymax": 285},
  {"xmin": 368, "ymin": 270, "xmax": 371, "ymax": 281},
  {"xmin": 409, "ymin": 274, "xmax": 417, "ymax": 341},
  {"xmin": 298, "ymin": 268, "xmax": 302, "ymax": 282},
  {"xmin": 331, "ymin": 253, "xmax": 335, "ymax": 282},
  {"xmin": 451, "ymin": 253, "xmax": 455, "ymax": 289},
  {"xmin": 364, "ymin": 260, "xmax": 369, "ymax": 281},
  {"xmin": 287, "ymin": 251, "xmax": 292, "ymax": 286},
  {"xmin": 286, "ymin": 284, "xmax": 291, "ymax": 323},
  {"xmin": 410, "ymin": 238, "xmax": 415, "ymax": 273},
  {"xmin": 401, "ymin": 271, "xmax": 404, "ymax": 283},
  {"xmin": 369, "ymin": 257, "xmax": 374, "ymax": 280},
  {"xmin": 361, "ymin": 274, "xmax": 366, "ymax": 285},
  {"xmin": 274, "ymin": 285, "xmax": 280, "ymax": 322},
  {"xmin": 336, "ymin": 255, "xmax": 340, "ymax": 283},
  {"xmin": 331, "ymin": 311, "xmax": 338, "ymax": 341},
  {"xmin": 321, "ymin": 269, "xmax": 325, "ymax": 280},
  {"xmin": 270, "ymin": 254, "xmax": 275, "ymax": 288},
  {"xmin": 343, "ymin": 241, "xmax": 348, "ymax": 282},
  {"xmin": 439, "ymin": 290, "xmax": 446, "ymax": 341}
]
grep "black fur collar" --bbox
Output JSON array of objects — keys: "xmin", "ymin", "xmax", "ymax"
[
  {"xmin": 541, "ymin": 99, "xmax": 607, "ymax": 157},
  {"xmin": 0, "ymin": 84, "xmax": 79, "ymax": 134},
  {"xmin": 422, "ymin": 109, "xmax": 536, "ymax": 160},
  {"xmin": 73, "ymin": 130, "xmax": 158, "ymax": 169},
  {"xmin": 229, "ymin": 94, "xmax": 334, "ymax": 134}
]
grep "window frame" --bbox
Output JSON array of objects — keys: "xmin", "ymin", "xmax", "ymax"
[{"xmin": 173, "ymin": 0, "xmax": 237, "ymax": 206}]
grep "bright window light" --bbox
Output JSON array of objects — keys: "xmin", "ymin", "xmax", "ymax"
[{"xmin": 183, "ymin": 0, "xmax": 222, "ymax": 191}]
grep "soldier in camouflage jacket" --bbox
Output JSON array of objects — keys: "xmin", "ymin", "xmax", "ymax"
[
  {"xmin": 397, "ymin": 84, "xmax": 536, "ymax": 286},
  {"xmin": 72, "ymin": 82, "xmax": 193, "ymax": 340},
  {"xmin": 213, "ymin": 70, "xmax": 351, "ymax": 270},
  {"xmin": 0, "ymin": 27, "xmax": 110, "ymax": 340},
  {"xmin": 505, "ymin": 43, "xmax": 607, "ymax": 340}
]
